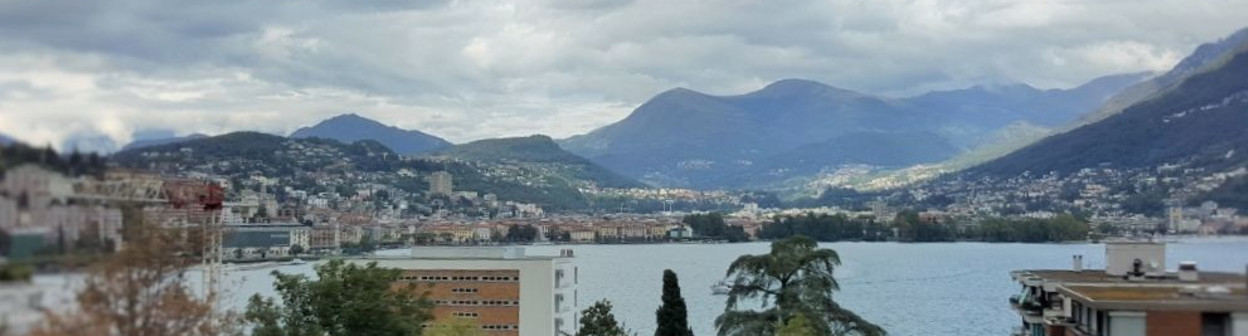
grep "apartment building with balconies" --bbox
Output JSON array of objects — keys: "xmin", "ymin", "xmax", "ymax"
[{"xmin": 1010, "ymin": 241, "xmax": 1248, "ymax": 336}]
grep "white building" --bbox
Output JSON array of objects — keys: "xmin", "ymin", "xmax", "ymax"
[{"xmin": 348, "ymin": 247, "xmax": 578, "ymax": 336}]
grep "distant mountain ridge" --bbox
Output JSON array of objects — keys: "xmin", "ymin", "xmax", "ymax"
[
  {"xmin": 121, "ymin": 133, "xmax": 209, "ymax": 151},
  {"xmin": 111, "ymin": 132, "xmax": 611, "ymax": 210},
  {"xmin": 0, "ymin": 132, "xmax": 16, "ymax": 145},
  {"xmin": 910, "ymin": 72, "xmax": 1151, "ymax": 147},
  {"xmin": 967, "ymin": 44, "xmax": 1248, "ymax": 177},
  {"xmin": 290, "ymin": 113, "xmax": 451, "ymax": 155},
  {"xmin": 561, "ymin": 74, "xmax": 1145, "ymax": 189},
  {"xmin": 1077, "ymin": 27, "xmax": 1248, "ymax": 126},
  {"xmin": 432, "ymin": 135, "xmax": 643, "ymax": 189}
]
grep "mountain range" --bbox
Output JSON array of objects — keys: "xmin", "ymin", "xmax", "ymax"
[
  {"xmin": 559, "ymin": 73, "xmax": 1147, "ymax": 189},
  {"xmin": 910, "ymin": 73, "xmax": 1150, "ymax": 147},
  {"xmin": 1077, "ymin": 27, "xmax": 1248, "ymax": 126},
  {"xmin": 100, "ymin": 26, "xmax": 1248, "ymax": 196},
  {"xmin": 429, "ymin": 135, "xmax": 643, "ymax": 189},
  {"xmin": 967, "ymin": 37, "xmax": 1248, "ymax": 177},
  {"xmin": 110, "ymin": 132, "xmax": 626, "ymax": 210},
  {"xmin": 0, "ymin": 133, "xmax": 15, "ymax": 145},
  {"xmin": 290, "ymin": 113, "xmax": 452, "ymax": 155}
]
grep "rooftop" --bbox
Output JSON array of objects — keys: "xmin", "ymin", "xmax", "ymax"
[
  {"xmin": 351, "ymin": 246, "xmax": 575, "ymax": 261},
  {"xmin": 1013, "ymin": 269, "xmax": 1247, "ymax": 286},
  {"xmin": 1060, "ymin": 285, "xmax": 1248, "ymax": 312}
]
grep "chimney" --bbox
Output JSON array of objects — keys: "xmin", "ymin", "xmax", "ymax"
[
  {"xmin": 1178, "ymin": 261, "xmax": 1198, "ymax": 282},
  {"xmin": 1073, "ymin": 255, "xmax": 1083, "ymax": 272}
]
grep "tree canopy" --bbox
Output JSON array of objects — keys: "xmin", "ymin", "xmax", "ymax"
[
  {"xmin": 578, "ymin": 300, "xmax": 631, "ymax": 336},
  {"xmin": 683, "ymin": 213, "xmax": 750, "ymax": 242},
  {"xmin": 716, "ymin": 236, "xmax": 884, "ymax": 336},
  {"xmin": 244, "ymin": 259, "xmax": 432, "ymax": 336},
  {"xmin": 655, "ymin": 270, "xmax": 693, "ymax": 336}
]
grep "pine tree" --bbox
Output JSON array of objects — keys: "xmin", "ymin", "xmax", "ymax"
[
  {"xmin": 776, "ymin": 314, "xmax": 817, "ymax": 336},
  {"xmin": 655, "ymin": 269, "xmax": 693, "ymax": 336}
]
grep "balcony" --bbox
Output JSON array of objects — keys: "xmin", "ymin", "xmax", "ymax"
[
  {"xmin": 1042, "ymin": 307, "xmax": 1067, "ymax": 320},
  {"xmin": 555, "ymin": 294, "xmax": 572, "ymax": 313},
  {"xmin": 555, "ymin": 270, "xmax": 574, "ymax": 289},
  {"xmin": 1009, "ymin": 295, "xmax": 1044, "ymax": 315}
]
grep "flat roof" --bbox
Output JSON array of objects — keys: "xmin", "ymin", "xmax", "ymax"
[
  {"xmin": 1012, "ymin": 269, "xmax": 1246, "ymax": 285},
  {"xmin": 1060, "ymin": 285, "xmax": 1248, "ymax": 312},
  {"xmin": 348, "ymin": 255, "xmax": 569, "ymax": 261}
]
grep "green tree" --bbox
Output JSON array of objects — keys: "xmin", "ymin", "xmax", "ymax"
[
  {"xmin": 578, "ymin": 300, "xmax": 630, "ymax": 336},
  {"xmin": 244, "ymin": 259, "xmax": 431, "ymax": 336},
  {"xmin": 775, "ymin": 315, "xmax": 817, "ymax": 336},
  {"xmin": 655, "ymin": 270, "xmax": 693, "ymax": 336},
  {"xmin": 716, "ymin": 236, "xmax": 884, "ymax": 336},
  {"xmin": 289, "ymin": 244, "xmax": 304, "ymax": 257},
  {"xmin": 425, "ymin": 317, "xmax": 484, "ymax": 336},
  {"xmin": 683, "ymin": 213, "xmax": 726, "ymax": 238},
  {"xmin": 505, "ymin": 224, "xmax": 539, "ymax": 243}
]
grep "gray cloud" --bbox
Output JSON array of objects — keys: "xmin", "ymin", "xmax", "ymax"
[{"xmin": 0, "ymin": 0, "xmax": 1245, "ymax": 149}]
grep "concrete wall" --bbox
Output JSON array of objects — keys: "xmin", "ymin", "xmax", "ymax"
[{"xmin": 1234, "ymin": 313, "xmax": 1248, "ymax": 336}]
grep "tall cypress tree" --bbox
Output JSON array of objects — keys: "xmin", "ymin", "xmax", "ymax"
[{"xmin": 655, "ymin": 269, "xmax": 694, "ymax": 336}]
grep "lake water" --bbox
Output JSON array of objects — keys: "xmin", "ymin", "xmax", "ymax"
[{"xmin": 35, "ymin": 238, "xmax": 1248, "ymax": 336}]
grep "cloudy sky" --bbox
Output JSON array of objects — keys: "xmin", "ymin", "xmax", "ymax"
[{"xmin": 0, "ymin": 0, "xmax": 1245, "ymax": 150}]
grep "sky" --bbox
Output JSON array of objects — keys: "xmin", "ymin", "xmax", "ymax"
[{"xmin": 0, "ymin": 0, "xmax": 1245, "ymax": 151}]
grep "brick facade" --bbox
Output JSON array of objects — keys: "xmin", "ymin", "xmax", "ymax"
[
  {"xmin": 1146, "ymin": 311, "xmax": 1201, "ymax": 336},
  {"xmin": 399, "ymin": 269, "xmax": 522, "ymax": 335}
]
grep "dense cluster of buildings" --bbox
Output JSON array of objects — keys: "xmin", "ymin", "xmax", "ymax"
[
  {"xmin": 871, "ymin": 166, "xmax": 1248, "ymax": 235},
  {"xmin": 0, "ymin": 163, "xmax": 769, "ymax": 263},
  {"xmin": 1167, "ymin": 201, "xmax": 1248, "ymax": 235}
]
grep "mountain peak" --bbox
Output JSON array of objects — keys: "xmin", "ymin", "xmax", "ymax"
[
  {"xmin": 751, "ymin": 78, "xmax": 861, "ymax": 99},
  {"xmin": 763, "ymin": 78, "xmax": 833, "ymax": 91},
  {"xmin": 320, "ymin": 113, "xmax": 382, "ymax": 125},
  {"xmin": 290, "ymin": 113, "xmax": 451, "ymax": 155},
  {"xmin": 767, "ymin": 78, "xmax": 831, "ymax": 89},
  {"xmin": 652, "ymin": 87, "xmax": 709, "ymax": 99}
]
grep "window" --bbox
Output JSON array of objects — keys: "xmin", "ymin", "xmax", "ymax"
[
  {"xmin": 451, "ymin": 312, "xmax": 479, "ymax": 318},
  {"xmin": 451, "ymin": 288, "xmax": 479, "ymax": 293},
  {"xmin": 1202, "ymin": 313, "xmax": 1230, "ymax": 336}
]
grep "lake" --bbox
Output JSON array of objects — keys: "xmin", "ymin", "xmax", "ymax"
[{"xmin": 37, "ymin": 238, "xmax": 1248, "ymax": 336}]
